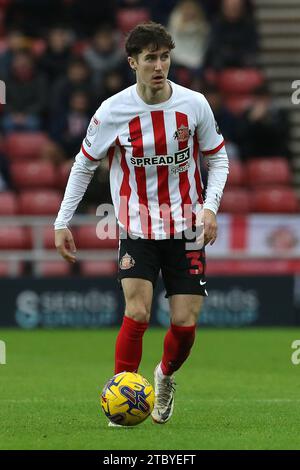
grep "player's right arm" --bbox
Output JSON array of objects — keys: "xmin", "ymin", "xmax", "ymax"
[{"xmin": 54, "ymin": 100, "xmax": 117, "ymax": 262}]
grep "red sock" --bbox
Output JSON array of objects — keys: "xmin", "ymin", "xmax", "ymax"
[
  {"xmin": 114, "ymin": 316, "xmax": 148, "ymax": 374},
  {"xmin": 161, "ymin": 323, "xmax": 196, "ymax": 376}
]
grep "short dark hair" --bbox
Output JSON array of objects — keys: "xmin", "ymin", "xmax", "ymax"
[{"xmin": 125, "ymin": 22, "xmax": 175, "ymax": 57}]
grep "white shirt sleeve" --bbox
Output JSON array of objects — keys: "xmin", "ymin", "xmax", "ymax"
[
  {"xmin": 79, "ymin": 99, "xmax": 118, "ymax": 171},
  {"xmin": 54, "ymin": 99, "xmax": 118, "ymax": 229},
  {"xmin": 54, "ymin": 157, "xmax": 94, "ymax": 229},
  {"xmin": 203, "ymin": 146, "xmax": 229, "ymax": 215}
]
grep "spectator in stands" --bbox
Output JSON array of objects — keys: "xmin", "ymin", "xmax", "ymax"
[
  {"xmin": 237, "ymin": 83, "xmax": 290, "ymax": 160},
  {"xmin": 39, "ymin": 26, "xmax": 73, "ymax": 85},
  {"xmin": 204, "ymin": 0, "xmax": 258, "ymax": 69},
  {"xmin": 0, "ymin": 29, "xmax": 28, "ymax": 79},
  {"xmin": 83, "ymin": 25, "xmax": 124, "ymax": 89},
  {"xmin": 168, "ymin": 0, "xmax": 208, "ymax": 72},
  {"xmin": 50, "ymin": 90, "xmax": 91, "ymax": 157},
  {"xmin": 2, "ymin": 50, "xmax": 47, "ymax": 133},
  {"xmin": 51, "ymin": 58, "xmax": 93, "ymax": 114}
]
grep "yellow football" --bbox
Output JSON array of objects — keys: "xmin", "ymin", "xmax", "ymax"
[{"xmin": 101, "ymin": 371, "xmax": 155, "ymax": 426}]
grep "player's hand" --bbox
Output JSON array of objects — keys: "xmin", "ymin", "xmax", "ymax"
[
  {"xmin": 55, "ymin": 228, "xmax": 77, "ymax": 263},
  {"xmin": 203, "ymin": 209, "xmax": 217, "ymax": 246}
]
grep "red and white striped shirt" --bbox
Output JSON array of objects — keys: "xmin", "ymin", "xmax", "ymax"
[{"xmin": 57, "ymin": 81, "xmax": 226, "ymax": 239}]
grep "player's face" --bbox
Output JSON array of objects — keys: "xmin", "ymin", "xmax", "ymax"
[{"xmin": 129, "ymin": 46, "xmax": 171, "ymax": 91}]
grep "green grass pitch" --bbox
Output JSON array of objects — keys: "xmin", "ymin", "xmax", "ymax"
[{"xmin": 0, "ymin": 328, "xmax": 300, "ymax": 450}]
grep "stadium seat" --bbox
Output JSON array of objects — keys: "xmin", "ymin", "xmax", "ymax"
[
  {"xmin": 80, "ymin": 260, "xmax": 117, "ymax": 276},
  {"xmin": 251, "ymin": 187, "xmax": 300, "ymax": 213},
  {"xmin": 35, "ymin": 261, "xmax": 72, "ymax": 277},
  {"xmin": 246, "ymin": 158, "xmax": 292, "ymax": 187},
  {"xmin": 19, "ymin": 190, "xmax": 62, "ymax": 215},
  {"xmin": 0, "ymin": 191, "xmax": 18, "ymax": 214},
  {"xmin": 218, "ymin": 68, "xmax": 265, "ymax": 95},
  {"xmin": 117, "ymin": 8, "xmax": 150, "ymax": 33},
  {"xmin": 5, "ymin": 132, "xmax": 50, "ymax": 161},
  {"xmin": 226, "ymin": 161, "xmax": 245, "ymax": 187},
  {"xmin": 39, "ymin": 226, "xmax": 55, "ymax": 249},
  {"xmin": 219, "ymin": 188, "xmax": 251, "ymax": 213},
  {"xmin": 39, "ymin": 226, "xmax": 78, "ymax": 249},
  {"xmin": 0, "ymin": 226, "xmax": 31, "ymax": 249},
  {"xmin": 11, "ymin": 161, "xmax": 56, "ymax": 189},
  {"xmin": 0, "ymin": 261, "xmax": 23, "ymax": 277},
  {"xmin": 28, "ymin": 226, "xmax": 56, "ymax": 249},
  {"xmin": 76, "ymin": 225, "xmax": 119, "ymax": 249}
]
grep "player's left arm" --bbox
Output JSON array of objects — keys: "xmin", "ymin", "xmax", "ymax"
[
  {"xmin": 196, "ymin": 95, "xmax": 230, "ymax": 245},
  {"xmin": 203, "ymin": 147, "xmax": 229, "ymax": 245}
]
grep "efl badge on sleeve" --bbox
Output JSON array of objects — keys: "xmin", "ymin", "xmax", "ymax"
[{"xmin": 87, "ymin": 116, "xmax": 100, "ymax": 137}]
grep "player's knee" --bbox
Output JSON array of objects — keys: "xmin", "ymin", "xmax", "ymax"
[
  {"xmin": 172, "ymin": 308, "xmax": 200, "ymax": 327},
  {"xmin": 124, "ymin": 302, "xmax": 151, "ymax": 323}
]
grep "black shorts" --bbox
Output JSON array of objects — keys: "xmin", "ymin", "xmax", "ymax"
[{"xmin": 118, "ymin": 234, "xmax": 208, "ymax": 298}]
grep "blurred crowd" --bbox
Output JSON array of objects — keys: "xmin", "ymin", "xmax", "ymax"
[{"xmin": 0, "ymin": 0, "xmax": 290, "ymax": 211}]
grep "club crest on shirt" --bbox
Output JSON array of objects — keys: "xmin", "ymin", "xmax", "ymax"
[
  {"xmin": 173, "ymin": 125, "xmax": 191, "ymax": 142},
  {"xmin": 119, "ymin": 252, "xmax": 135, "ymax": 270},
  {"xmin": 87, "ymin": 116, "xmax": 100, "ymax": 137}
]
